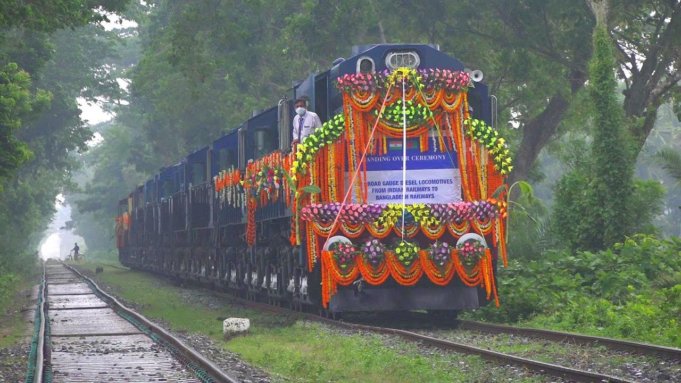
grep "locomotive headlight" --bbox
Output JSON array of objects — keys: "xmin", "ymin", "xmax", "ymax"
[{"xmin": 386, "ymin": 51, "xmax": 420, "ymax": 70}]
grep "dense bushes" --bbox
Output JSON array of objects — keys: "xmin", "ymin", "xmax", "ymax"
[
  {"xmin": 470, "ymin": 235, "xmax": 681, "ymax": 346},
  {"xmin": 0, "ymin": 270, "xmax": 19, "ymax": 314}
]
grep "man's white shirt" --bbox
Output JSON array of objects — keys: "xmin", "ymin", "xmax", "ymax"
[{"xmin": 292, "ymin": 111, "xmax": 322, "ymax": 142}]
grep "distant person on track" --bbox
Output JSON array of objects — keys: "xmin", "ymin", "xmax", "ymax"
[
  {"xmin": 291, "ymin": 96, "xmax": 322, "ymax": 148},
  {"xmin": 71, "ymin": 242, "xmax": 80, "ymax": 261}
]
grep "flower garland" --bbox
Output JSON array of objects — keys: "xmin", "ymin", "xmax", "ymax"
[
  {"xmin": 300, "ymin": 202, "xmax": 384, "ymax": 225},
  {"xmin": 320, "ymin": 244, "xmax": 498, "ymax": 308},
  {"xmin": 336, "ymin": 72, "xmax": 386, "ymax": 93},
  {"xmin": 246, "ymin": 196, "xmax": 256, "ymax": 246},
  {"xmin": 214, "ymin": 167, "xmax": 243, "ymax": 207},
  {"xmin": 291, "ymin": 113, "xmax": 345, "ymax": 177},
  {"xmin": 418, "ymin": 68, "xmax": 470, "ymax": 93},
  {"xmin": 336, "ymin": 68, "xmax": 471, "ymax": 96},
  {"xmin": 301, "ymin": 201, "xmax": 504, "ymax": 228},
  {"xmin": 464, "ymin": 118, "xmax": 513, "ymax": 175}
]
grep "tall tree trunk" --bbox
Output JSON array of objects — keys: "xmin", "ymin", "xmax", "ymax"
[
  {"xmin": 508, "ymin": 94, "xmax": 569, "ymax": 186},
  {"xmin": 621, "ymin": 2, "xmax": 681, "ymax": 153},
  {"xmin": 587, "ymin": 0, "xmax": 609, "ymax": 27},
  {"xmin": 509, "ymin": 70, "xmax": 587, "ymax": 186}
]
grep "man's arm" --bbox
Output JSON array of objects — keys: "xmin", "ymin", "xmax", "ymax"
[
  {"xmin": 314, "ymin": 114, "xmax": 322, "ymax": 129},
  {"xmin": 291, "ymin": 116, "xmax": 299, "ymax": 146}
]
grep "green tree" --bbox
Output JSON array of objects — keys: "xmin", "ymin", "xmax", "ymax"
[
  {"xmin": 71, "ymin": 123, "xmax": 148, "ymax": 250},
  {"xmin": 587, "ymin": 21, "xmax": 634, "ymax": 248},
  {"xmin": 0, "ymin": 0, "xmax": 131, "ymax": 285},
  {"xmin": 0, "ymin": 0, "xmax": 128, "ymax": 32},
  {"xmin": 377, "ymin": 1, "xmax": 680, "ymax": 186},
  {"xmin": 0, "ymin": 63, "xmax": 50, "ymax": 185},
  {"xmin": 656, "ymin": 148, "xmax": 681, "ymax": 185},
  {"xmin": 553, "ymin": 4, "xmax": 641, "ymax": 251}
]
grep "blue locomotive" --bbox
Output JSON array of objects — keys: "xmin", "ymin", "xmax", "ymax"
[{"xmin": 116, "ymin": 43, "xmax": 510, "ymax": 316}]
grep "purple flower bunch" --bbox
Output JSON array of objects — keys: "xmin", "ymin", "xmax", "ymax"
[
  {"xmin": 428, "ymin": 241, "xmax": 452, "ymax": 268},
  {"xmin": 331, "ymin": 242, "xmax": 357, "ymax": 270},
  {"xmin": 418, "ymin": 69, "xmax": 470, "ymax": 92},
  {"xmin": 339, "ymin": 204, "xmax": 384, "ymax": 225},
  {"xmin": 429, "ymin": 201, "xmax": 499, "ymax": 224},
  {"xmin": 300, "ymin": 203, "xmax": 384, "ymax": 224},
  {"xmin": 336, "ymin": 72, "xmax": 385, "ymax": 93},
  {"xmin": 301, "ymin": 203, "xmax": 340, "ymax": 222},
  {"xmin": 360, "ymin": 238, "xmax": 386, "ymax": 267},
  {"xmin": 457, "ymin": 239, "xmax": 485, "ymax": 268},
  {"xmin": 470, "ymin": 201, "xmax": 499, "ymax": 220}
]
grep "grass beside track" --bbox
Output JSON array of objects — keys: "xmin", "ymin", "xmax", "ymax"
[
  {"xmin": 74, "ymin": 260, "xmax": 546, "ymax": 383},
  {"xmin": 0, "ymin": 269, "xmax": 37, "ymax": 348}
]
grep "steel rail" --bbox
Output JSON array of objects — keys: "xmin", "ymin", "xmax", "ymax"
[
  {"xmin": 62, "ymin": 264, "xmax": 240, "ymax": 383},
  {"xmin": 456, "ymin": 319, "xmax": 681, "ymax": 360},
  {"xmin": 317, "ymin": 317, "xmax": 635, "ymax": 383},
  {"xmin": 33, "ymin": 266, "xmax": 46, "ymax": 383}
]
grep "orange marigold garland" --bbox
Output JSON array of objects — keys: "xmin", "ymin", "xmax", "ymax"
[
  {"xmin": 319, "ymin": 237, "xmax": 500, "ymax": 307},
  {"xmin": 246, "ymin": 196, "xmax": 256, "ymax": 246},
  {"xmin": 419, "ymin": 249, "xmax": 456, "ymax": 286},
  {"xmin": 321, "ymin": 249, "xmax": 360, "ymax": 308}
]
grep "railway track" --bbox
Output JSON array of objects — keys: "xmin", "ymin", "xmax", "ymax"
[
  {"xmin": 342, "ymin": 311, "xmax": 681, "ymax": 361},
  {"xmin": 184, "ymin": 278, "xmax": 678, "ymax": 382},
  {"xmin": 25, "ymin": 262, "xmax": 239, "ymax": 383},
  {"xmin": 337, "ymin": 311, "xmax": 680, "ymax": 382},
  {"xmin": 326, "ymin": 318, "xmax": 637, "ymax": 383}
]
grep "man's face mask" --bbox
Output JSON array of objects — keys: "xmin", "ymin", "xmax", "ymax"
[{"xmin": 296, "ymin": 106, "xmax": 306, "ymax": 116}]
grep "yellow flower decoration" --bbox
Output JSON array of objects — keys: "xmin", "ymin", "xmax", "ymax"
[{"xmin": 386, "ymin": 67, "xmax": 419, "ymax": 87}]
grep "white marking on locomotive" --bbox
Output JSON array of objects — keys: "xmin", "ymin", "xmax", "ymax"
[
  {"xmin": 269, "ymin": 274, "xmax": 278, "ymax": 290},
  {"xmin": 300, "ymin": 276, "xmax": 308, "ymax": 298}
]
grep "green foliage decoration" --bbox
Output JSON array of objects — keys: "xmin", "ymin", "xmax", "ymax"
[
  {"xmin": 373, "ymin": 99, "xmax": 433, "ymax": 127},
  {"xmin": 375, "ymin": 203, "xmax": 440, "ymax": 228},
  {"xmin": 291, "ymin": 113, "xmax": 344, "ymax": 177},
  {"xmin": 394, "ymin": 240, "xmax": 419, "ymax": 267},
  {"xmin": 464, "ymin": 118, "xmax": 513, "ymax": 175}
]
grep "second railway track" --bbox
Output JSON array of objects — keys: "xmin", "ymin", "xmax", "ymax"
[
  {"xmin": 27, "ymin": 262, "xmax": 238, "ymax": 383},
  {"xmin": 163, "ymin": 272, "xmax": 680, "ymax": 383},
  {"xmin": 338, "ymin": 312, "xmax": 681, "ymax": 382},
  {"xmin": 455, "ymin": 319, "xmax": 681, "ymax": 360}
]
